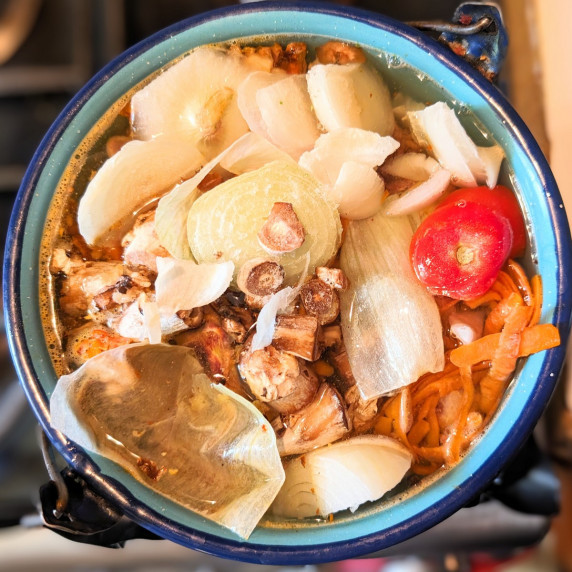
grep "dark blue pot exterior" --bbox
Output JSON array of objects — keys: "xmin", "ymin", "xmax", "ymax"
[{"xmin": 4, "ymin": 1, "xmax": 572, "ymax": 565}]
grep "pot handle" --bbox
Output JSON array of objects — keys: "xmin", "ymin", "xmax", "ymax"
[{"xmin": 408, "ymin": 2, "xmax": 508, "ymax": 81}]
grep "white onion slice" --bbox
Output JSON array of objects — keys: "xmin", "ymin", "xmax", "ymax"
[
  {"xmin": 155, "ymin": 257, "xmax": 234, "ymax": 316},
  {"xmin": 408, "ymin": 102, "xmax": 478, "ymax": 187},
  {"xmin": 381, "ymin": 152, "xmax": 440, "ymax": 182},
  {"xmin": 382, "ymin": 168, "xmax": 451, "ymax": 216},
  {"xmin": 237, "ymin": 70, "xmax": 287, "ymax": 138},
  {"xmin": 300, "ymin": 128, "xmax": 399, "ymax": 186},
  {"xmin": 78, "ymin": 137, "xmax": 204, "ymax": 246},
  {"xmin": 333, "ymin": 161, "xmax": 385, "ymax": 219},
  {"xmin": 219, "ymin": 132, "xmax": 295, "ymax": 175},
  {"xmin": 307, "ymin": 63, "xmax": 394, "ymax": 136},
  {"xmin": 299, "ymin": 128, "xmax": 398, "ymax": 219},
  {"xmin": 477, "ymin": 145, "xmax": 505, "ymax": 188},
  {"xmin": 271, "ymin": 435, "xmax": 412, "ymax": 518},
  {"xmin": 340, "ymin": 213, "xmax": 444, "ymax": 399},
  {"xmin": 256, "ymin": 74, "xmax": 321, "ymax": 159},
  {"xmin": 141, "ymin": 299, "xmax": 162, "ymax": 344},
  {"xmin": 131, "ymin": 46, "xmax": 255, "ymax": 159},
  {"xmin": 392, "ymin": 93, "xmax": 425, "ymax": 125},
  {"xmin": 407, "ymin": 102, "xmax": 504, "ymax": 189}
]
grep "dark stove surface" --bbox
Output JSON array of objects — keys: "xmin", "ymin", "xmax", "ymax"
[{"xmin": 0, "ymin": 0, "xmax": 559, "ymax": 564}]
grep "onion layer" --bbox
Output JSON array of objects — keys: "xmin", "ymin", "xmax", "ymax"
[
  {"xmin": 339, "ymin": 212, "xmax": 445, "ymax": 399},
  {"xmin": 187, "ymin": 161, "xmax": 342, "ymax": 285},
  {"xmin": 271, "ymin": 435, "xmax": 412, "ymax": 518},
  {"xmin": 408, "ymin": 102, "xmax": 504, "ymax": 188},
  {"xmin": 155, "ymin": 257, "xmax": 234, "ymax": 316},
  {"xmin": 307, "ymin": 63, "xmax": 395, "ymax": 136},
  {"xmin": 255, "ymin": 74, "xmax": 321, "ymax": 159},
  {"xmin": 78, "ymin": 137, "xmax": 204, "ymax": 246},
  {"xmin": 299, "ymin": 128, "xmax": 399, "ymax": 219},
  {"xmin": 131, "ymin": 46, "xmax": 255, "ymax": 159}
]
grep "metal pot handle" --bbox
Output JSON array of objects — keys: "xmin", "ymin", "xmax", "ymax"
[{"xmin": 408, "ymin": 2, "xmax": 508, "ymax": 81}]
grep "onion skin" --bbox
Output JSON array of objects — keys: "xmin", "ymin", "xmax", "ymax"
[
  {"xmin": 339, "ymin": 213, "xmax": 445, "ymax": 399},
  {"xmin": 50, "ymin": 343, "xmax": 285, "ymax": 539}
]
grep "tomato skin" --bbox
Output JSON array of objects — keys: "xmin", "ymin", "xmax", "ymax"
[
  {"xmin": 437, "ymin": 185, "xmax": 526, "ymax": 257},
  {"xmin": 410, "ymin": 201, "xmax": 513, "ymax": 300}
]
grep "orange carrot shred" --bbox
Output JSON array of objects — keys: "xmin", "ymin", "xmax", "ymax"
[
  {"xmin": 479, "ymin": 305, "xmax": 530, "ymax": 414},
  {"xmin": 444, "ymin": 365, "xmax": 474, "ymax": 464},
  {"xmin": 411, "ymin": 462, "xmax": 442, "ymax": 476},
  {"xmin": 507, "ymin": 259, "xmax": 533, "ymax": 305},
  {"xmin": 529, "ymin": 275, "xmax": 543, "ymax": 327},
  {"xmin": 408, "ymin": 419, "xmax": 431, "ymax": 447},
  {"xmin": 483, "ymin": 291, "xmax": 523, "ymax": 335},
  {"xmin": 374, "ymin": 416, "xmax": 393, "ymax": 436},
  {"xmin": 450, "ymin": 323, "xmax": 560, "ymax": 367},
  {"xmin": 465, "ymin": 290, "xmax": 502, "ymax": 309},
  {"xmin": 412, "ymin": 374, "xmax": 462, "ymax": 406}
]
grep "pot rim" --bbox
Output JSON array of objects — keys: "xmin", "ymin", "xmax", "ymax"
[{"xmin": 4, "ymin": 1, "xmax": 572, "ymax": 564}]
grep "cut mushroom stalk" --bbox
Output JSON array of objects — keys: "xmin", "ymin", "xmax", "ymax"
[
  {"xmin": 237, "ymin": 259, "xmax": 285, "ymax": 297},
  {"xmin": 322, "ymin": 324, "xmax": 342, "ymax": 351},
  {"xmin": 239, "ymin": 344, "xmax": 319, "ymax": 414},
  {"xmin": 176, "ymin": 307, "xmax": 205, "ymax": 330},
  {"xmin": 273, "ymin": 314, "xmax": 322, "ymax": 361},
  {"xmin": 257, "ymin": 202, "xmax": 305, "ymax": 254},
  {"xmin": 315, "ymin": 267, "xmax": 350, "ymax": 290},
  {"xmin": 276, "ymin": 382, "xmax": 350, "ymax": 456},
  {"xmin": 300, "ymin": 278, "xmax": 340, "ymax": 325},
  {"xmin": 315, "ymin": 41, "xmax": 366, "ymax": 65}
]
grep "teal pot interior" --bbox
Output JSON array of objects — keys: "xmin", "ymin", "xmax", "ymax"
[{"xmin": 4, "ymin": 1, "xmax": 572, "ymax": 565}]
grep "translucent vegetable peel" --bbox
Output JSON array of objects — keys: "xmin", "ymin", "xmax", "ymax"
[
  {"xmin": 50, "ymin": 344, "xmax": 285, "ymax": 539},
  {"xmin": 154, "ymin": 257, "xmax": 234, "ymax": 316},
  {"xmin": 339, "ymin": 212, "xmax": 445, "ymax": 399}
]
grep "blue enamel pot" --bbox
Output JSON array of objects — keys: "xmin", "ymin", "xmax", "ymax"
[{"xmin": 4, "ymin": 1, "xmax": 572, "ymax": 565}]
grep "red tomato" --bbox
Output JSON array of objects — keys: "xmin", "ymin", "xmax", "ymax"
[
  {"xmin": 437, "ymin": 185, "xmax": 526, "ymax": 257},
  {"xmin": 410, "ymin": 201, "xmax": 513, "ymax": 300}
]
